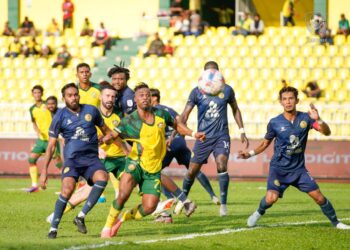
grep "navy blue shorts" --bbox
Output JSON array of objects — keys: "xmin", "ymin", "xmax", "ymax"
[
  {"xmin": 191, "ymin": 134, "xmax": 231, "ymax": 164},
  {"xmin": 267, "ymin": 167, "xmax": 319, "ymax": 198},
  {"xmin": 162, "ymin": 136, "xmax": 191, "ymax": 168},
  {"xmin": 62, "ymin": 156, "xmax": 107, "ymax": 186}
]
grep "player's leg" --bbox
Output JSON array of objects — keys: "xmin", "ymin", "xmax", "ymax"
[
  {"xmin": 27, "ymin": 152, "xmax": 41, "ymax": 192},
  {"xmin": 161, "ymin": 151, "xmax": 176, "ymax": 199},
  {"xmin": 48, "ymin": 176, "xmax": 76, "ymax": 239}
]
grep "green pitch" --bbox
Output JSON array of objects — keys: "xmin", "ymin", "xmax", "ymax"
[{"xmin": 0, "ymin": 178, "xmax": 349, "ymax": 249}]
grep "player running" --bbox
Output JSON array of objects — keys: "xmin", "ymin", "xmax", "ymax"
[
  {"xmin": 239, "ymin": 86, "xmax": 350, "ymax": 230},
  {"xmin": 26, "ymin": 86, "xmax": 62, "ymax": 193},
  {"xmin": 180, "ymin": 61, "xmax": 249, "ymax": 216},
  {"xmin": 100, "ymin": 83, "xmax": 205, "ymax": 238},
  {"xmin": 40, "ymin": 83, "xmax": 112, "ymax": 239}
]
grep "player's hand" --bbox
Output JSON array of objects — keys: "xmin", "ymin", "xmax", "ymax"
[
  {"xmin": 308, "ymin": 103, "xmax": 320, "ymax": 120},
  {"xmin": 102, "ymin": 134, "xmax": 113, "ymax": 145},
  {"xmin": 166, "ymin": 138, "xmax": 173, "ymax": 151},
  {"xmin": 40, "ymin": 170, "xmax": 48, "ymax": 190},
  {"xmin": 237, "ymin": 150, "xmax": 250, "ymax": 159},
  {"xmin": 98, "ymin": 148, "xmax": 107, "ymax": 159},
  {"xmin": 194, "ymin": 132, "xmax": 206, "ymax": 142},
  {"xmin": 241, "ymin": 133, "xmax": 249, "ymax": 149}
]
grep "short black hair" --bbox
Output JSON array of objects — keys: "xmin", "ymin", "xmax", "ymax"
[
  {"xmin": 46, "ymin": 96, "xmax": 58, "ymax": 103},
  {"xmin": 99, "ymin": 80, "xmax": 111, "ymax": 87},
  {"xmin": 279, "ymin": 86, "xmax": 299, "ymax": 100},
  {"xmin": 76, "ymin": 62, "xmax": 90, "ymax": 72},
  {"xmin": 107, "ymin": 64, "xmax": 130, "ymax": 81},
  {"xmin": 101, "ymin": 84, "xmax": 117, "ymax": 93},
  {"xmin": 204, "ymin": 61, "xmax": 219, "ymax": 70},
  {"xmin": 31, "ymin": 85, "xmax": 44, "ymax": 93},
  {"xmin": 150, "ymin": 88, "xmax": 160, "ymax": 102},
  {"xmin": 134, "ymin": 82, "xmax": 149, "ymax": 92},
  {"xmin": 61, "ymin": 83, "xmax": 78, "ymax": 97}
]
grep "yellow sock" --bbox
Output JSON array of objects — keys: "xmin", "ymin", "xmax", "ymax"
[
  {"xmin": 109, "ymin": 172, "xmax": 119, "ymax": 197},
  {"xmin": 104, "ymin": 204, "xmax": 121, "ymax": 228},
  {"xmin": 29, "ymin": 166, "xmax": 38, "ymax": 187},
  {"xmin": 122, "ymin": 206, "xmax": 139, "ymax": 221},
  {"xmin": 134, "ymin": 204, "xmax": 146, "ymax": 220},
  {"xmin": 63, "ymin": 202, "xmax": 74, "ymax": 214}
]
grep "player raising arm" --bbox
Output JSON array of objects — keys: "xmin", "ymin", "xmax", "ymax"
[{"xmin": 238, "ymin": 86, "xmax": 350, "ymax": 230}]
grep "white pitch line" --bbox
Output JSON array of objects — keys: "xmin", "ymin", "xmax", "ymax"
[{"xmin": 64, "ymin": 218, "xmax": 350, "ymax": 250}]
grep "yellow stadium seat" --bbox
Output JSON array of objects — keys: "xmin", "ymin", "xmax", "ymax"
[
  {"xmin": 332, "ymin": 56, "xmax": 343, "ymax": 68},
  {"xmin": 13, "ymin": 57, "xmax": 24, "ymax": 68},
  {"xmin": 339, "ymin": 45, "xmax": 350, "ymax": 56},
  {"xmin": 281, "ymin": 57, "xmax": 291, "ymax": 68},
  {"xmin": 324, "ymin": 68, "xmax": 336, "ymax": 80},
  {"xmin": 256, "ymin": 57, "xmax": 266, "ymax": 68},
  {"xmin": 314, "ymin": 45, "xmax": 325, "ymax": 56},
  {"xmin": 287, "ymin": 45, "xmax": 299, "ymax": 57},
  {"xmin": 184, "ymin": 36, "xmax": 196, "ymax": 46},
  {"xmin": 258, "ymin": 35, "xmax": 269, "ymax": 46},
  {"xmin": 263, "ymin": 46, "xmax": 274, "ymax": 57},
  {"xmin": 234, "ymin": 35, "xmax": 245, "ymax": 46},
  {"xmin": 305, "ymin": 56, "xmax": 318, "ymax": 68},
  {"xmin": 301, "ymin": 46, "xmax": 313, "ymax": 57},
  {"xmin": 271, "ymin": 36, "xmax": 282, "ymax": 46},
  {"xmin": 234, "ymin": 68, "xmax": 246, "ymax": 80},
  {"xmin": 326, "ymin": 46, "xmax": 338, "ymax": 57},
  {"xmin": 283, "ymin": 36, "xmax": 295, "ymax": 46},
  {"xmin": 238, "ymin": 46, "xmax": 249, "ymax": 57},
  {"xmin": 272, "ymin": 68, "xmax": 284, "ymax": 80},
  {"xmin": 268, "ymin": 57, "xmax": 279, "ymax": 68},
  {"xmin": 334, "ymin": 35, "xmax": 346, "ymax": 46},
  {"xmin": 311, "ymin": 68, "xmax": 323, "ymax": 79},
  {"xmin": 1, "ymin": 57, "xmax": 12, "ymax": 68},
  {"xmin": 286, "ymin": 68, "xmax": 297, "ymax": 79},
  {"xmin": 319, "ymin": 57, "xmax": 330, "ymax": 68},
  {"xmin": 338, "ymin": 68, "xmax": 349, "ymax": 80},
  {"xmin": 216, "ymin": 26, "xmax": 228, "ymax": 37},
  {"xmin": 246, "ymin": 35, "xmax": 257, "ymax": 46},
  {"xmin": 265, "ymin": 27, "xmax": 277, "ymax": 37},
  {"xmin": 260, "ymin": 68, "xmax": 271, "ymax": 80},
  {"xmin": 243, "ymin": 57, "xmax": 253, "ymax": 68},
  {"xmin": 231, "ymin": 57, "xmax": 241, "ymax": 68},
  {"xmin": 299, "ymin": 68, "xmax": 310, "ymax": 80},
  {"xmin": 275, "ymin": 47, "xmax": 286, "ymax": 57},
  {"xmin": 172, "ymin": 35, "xmax": 183, "ymax": 47},
  {"xmin": 293, "ymin": 56, "xmax": 304, "ymax": 68}
]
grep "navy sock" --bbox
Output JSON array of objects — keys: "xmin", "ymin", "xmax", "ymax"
[
  {"xmin": 218, "ymin": 172, "xmax": 229, "ymax": 205},
  {"xmin": 81, "ymin": 181, "xmax": 107, "ymax": 216},
  {"xmin": 257, "ymin": 196, "xmax": 272, "ymax": 215},
  {"xmin": 51, "ymin": 195, "xmax": 68, "ymax": 229},
  {"xmin": 196, "ymin": 171, "xmax": 216, "ymax": 198},
  {"xmin": 320, "ymin": 198, "xmax": 339, "ymax": 226},
  {"xmin": 182, "ymin": 176, "xmax": 195, "ymax": 196},
  {"xmin": 173, "ymin": 187, "xmax": 187, "ymax": 203},
  {"xmin": 161, "ymin": 186, "xmax": 174, "ymax": 199}
]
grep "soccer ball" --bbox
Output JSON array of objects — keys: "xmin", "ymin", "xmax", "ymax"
[{"xmin": 198, "ymin": 69, "xmax": 225, "ymax": 95}]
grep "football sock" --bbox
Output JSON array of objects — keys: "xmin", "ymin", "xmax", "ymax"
[
  {"xmin": 109, "ymin": 172, "xmax": 119, "ymax": 197},
  {"xmin": 51, "ymin": 195, "xmax": 68, "ymax": 230},
  {"xmin": 218, "ymin": 172, "xmax": 229, "ymax": 204},
  {"xmin": 173, "ymin": 187, "xmax": 187, "ymax": 203},
  {"xmin": 134, "ymin": 204, "xmax": 146, "ymax": 219},
  {"xmin": 29, "ymin": 166, "xmax": 38, "ymax": 187},
  {"xmin": 182, "ymin": 176, "xmax": 195, "ymax": 196},
  {"xmin": 196, "ymin": 171, "xmax": 216, "ymax": 198},
  {"xmin": 320, "ymin": 198, "xmax": 339, "ymax": 226},
  {"xmin": 63, "ymin": 202, "xmax": 74, "ymax": 214},
  {"xmin": 257, "ymin": 196, "xmax": 272, "ymax": 215},
  {"xmin": 104, "ymin": 200, "xmax": 123, "ymax": 228},
  {"xmin": 80, "ymin": 181, "xmax": 107, "ymax": 217},
  {"xmin": 162, "ymin": 186, "xmax": 174, "ymax": 199}
]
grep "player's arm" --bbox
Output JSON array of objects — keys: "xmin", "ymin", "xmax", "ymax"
[
  {"xmin": 40, "ymin": 136, "xmax": 57, "ymax": 190},
  {"xmin": 238, "ymin": 138, "xmax": 273, "ymax": 159},
  {"xmin": 180, "ymin": 104, "xmax": 194, "ymax": 124},
  {"xmin": 309, "ymin": 103, "xmax": 331, "ymax": 136},
  {"xmin": 229, "ymin": 100, "xmax": 249, "ymax": 148},
  {"xmin": 32, "ymin": 121, "xmax": 40, "ymax": 137},
  {"xmin": 172, "ymin": 117, "xmax": 205, "ymax": 141}
]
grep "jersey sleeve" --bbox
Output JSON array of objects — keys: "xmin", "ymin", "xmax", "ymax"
[
  {"xmin": 186, "ymin": 88, "xmax": 197, "ymax": 107},
  {"xmin": 167, "ymin": 107, "xmax": 179, "ymax": 119},
  {"xmin": 114, "ymin": 118, "xmax": 133, "ymax": 139},
  {"xmin": 29, "ymin": 106, "xmax": 35, "ymax": 122},
  {"xmin": 93, "ymin": 107, "xmax": 104, "ymax": 127},
  {"xmin": 227, "ymin": 86, "xmax": 236, "ymax": 104},
  {"xmin": 49, "ymin": 111, "xmax": 62, "ymax": 138},
  {"xmin": 162, "ymin": 109, "xmax": 174, "ymax": 127},
  {"xmin": 264, "ymin": 120, "xmax": 276, "ymax": 140}
]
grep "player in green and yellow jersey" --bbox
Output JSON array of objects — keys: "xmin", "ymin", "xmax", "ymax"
[
  {"xmin": 26, "ymin": 86, "xmax": 62, "ymax": 192},
  {"xmin": 76, "ymin": 63, "xmax": 101, "ymax": 107},
  {"xmin": 100, "ymin": 83, "xmax": 206, "ymax": 238}
]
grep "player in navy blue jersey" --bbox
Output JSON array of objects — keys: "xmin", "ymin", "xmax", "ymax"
[
  {"xmin": 239, "ymin": 86, "xmax": 350, "ymax": 229},
  {"xmin": 40, "ymin": 83, "xmax": 112, "ymax": 239},
  {"xmin": 108, "ymin": 64, "xmax": 136, "ymax": 116},
  {"xmin": 181, "ymin": 61, "xmax": 249, "ymax": 216}
]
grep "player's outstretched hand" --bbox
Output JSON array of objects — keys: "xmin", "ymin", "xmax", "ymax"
[
  {"xmin": 241, "ymin": 133, "xmax": 249, "ymax": 149},
  {"xmin": 40, "ymin": 170, "xmax": 48, "ymax": 190},
  {"xmin": 308, "ymin": 103, "xmax": 320, "ymax": 120},
  {"xmin": 194, "ymin": 132, "xmax": 206, "ymax": 142},
  {"xmin": 237, "ymin": 150, "xmax": 250, "ymax": 159}
]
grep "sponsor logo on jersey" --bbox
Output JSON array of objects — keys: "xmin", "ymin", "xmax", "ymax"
[
  {"xmin": 280, "ymin": 126, "xmax": 286, "ymax": 132},
  {"xmin": 300, "ymin": 120, "xmax": 307, "ymax": 129},
  {"xmin": 63, "ymin": 167, "xmax": 70, "ymax": 174},
  {"xmin": 127, "ymin": 100, "xmax": 133, "ymax": 107},
  {"xmin": 128, "ymin": 164, "xmax": 136, "ymax": 171},
  {"xmin": 66, "ymin": 119, "xmax": 72, "ymax": 125},
  {"xmin": 274, "ymin": 179, "xmax": 280, "ymax": 187},
  {"xmin": 218, "ymin": 92, "xmax": 224, "ymax": 99},
  {"xmin": 85, "ymin": 114, "xmax": 92, "ymax": 122},
  {"xmin": 112, "ymin": 120, "xmax": 119, "ymax": 127}
]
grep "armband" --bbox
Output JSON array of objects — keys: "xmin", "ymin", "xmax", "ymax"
[
  {"xmin": 248, "ymin": 150, "xmax": 255, "ymax": 157},
  {"xmin": 239, "ymin": 128, "xmax": 245, "ymax": 134}
]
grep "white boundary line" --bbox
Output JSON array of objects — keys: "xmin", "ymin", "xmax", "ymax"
[{"xmin": 64, "ymin": 217, "xmax": 350, "ymax": 250}]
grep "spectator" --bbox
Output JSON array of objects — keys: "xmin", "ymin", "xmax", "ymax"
[
  {"xmin": 337, "ymin": 14, "xmax": 350, "ymax": 36},
  {"xmin": 212, "ymin": 5, "xmax": 234, "ymax": 27},
  {"xmin": 313, "ymin": 14, "xmax": 333, "ymax": 45},
  {"xmin": 282, "ymin": 0, "xmax": 296, "ymax": 26},
  {"xmin": 2, "ymin": 21, "xmax": 15, "ymax": 36},
  {"xmin": 19, "ymin": 16, "xmax": 36, "ymax": 36},
  {"xmin": 5, "ymin": 36, "xmax": 22, "ymax": 58},
  {"xmin": 163, "ymin": 40, "xmax": 174, "ymax": 56},
  {"xmin": 232, "ymin": 12, "xmax": 252, "ymax": 36},
  {"xmin": 302, "ymin": 81, "xmax": 322, "ymax": 98},
  {"xmin": 250, "ymin": 13, "xmax": 264, "ymax": 36},
  {"xmin": 170, "ymin": 0, "xmax": 183, "ymax": 17},
  {"xmin": 281, "ymin": 79, "xmax": 288, "ymax": 88},
  {"xmin": 62, "ymin": 0, "xmax": 74, "ymax": 30},
  {"xmin": 45, "ymin": 18, "xmax": 61, "ymax": 37},
  {"xmin": 189, "ymin": 10, "xmax": 202, "ymax": 36},
  {"xmin": 40, "ymin": 44, "xmax": 53, "ymax": 58},
  {"xmin": 22, "ymin": 37, "xmax": 39, "ymax": 57},
  {"xmin": 173, "ymin": 11, "xmax": 190, "ymax": 36},
  {"xmin": 143, "ymin": 33, "xmax": 164, "ymax": 57},
  {"xmin": 52, "ymin": 44, "xmax": 71, "ymax": 68},
  {"xmin": 91, "ymin": 22, "xmax": 111, "ymax": 55},
  {"xmin": 80, "ymin": 18, "xmax": 93, "ymax": 36}
]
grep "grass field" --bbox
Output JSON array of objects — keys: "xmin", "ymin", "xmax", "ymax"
[{"xmin": 1, "ymin": 178, "xmax": 350, "ymax": 250}]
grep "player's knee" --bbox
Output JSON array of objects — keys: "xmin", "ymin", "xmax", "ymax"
[
  {"xmin": 313, "ymin": 194, "xmax": 326, "ymax": 205},
  {"xmin": 28, "ymin": 157, "xmax": 37, "ymax": 165},
  {"xmin": 266, "ymin": 193, "xmax": 279, "ymax": 204},
  {"xmin": 142, "ymin": 203, "xmax": 157, "ymax": 215}
]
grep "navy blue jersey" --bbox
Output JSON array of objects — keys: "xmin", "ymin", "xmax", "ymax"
[
  {"xmin": 49, "ymin": 104, "xmax": 104, "ymax": 159},
  {"xmin": 114, "ymin": 86, "xmax": 136, "ymax": 116},
  {"xmin": 265, "ymin": 111, "xmax": 316, "ymax": 172},
  {"xmin": 187, "ymin": 84, "xmax": 235, "ymax": 138},
  {"xmin": 154, "ymin": 104, "xmax": 178, "ymax": 138}
]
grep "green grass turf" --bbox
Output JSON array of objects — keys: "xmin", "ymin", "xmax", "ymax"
[{"xmin": 0, "ymin": 178, "xmax": 349, "ymax": 249}]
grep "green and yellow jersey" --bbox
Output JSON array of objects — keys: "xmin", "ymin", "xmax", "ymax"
[
  {"xmin": 29, "ymin": 102, "xmax": 52, "ymax": 140},
  {"xmin": 78, "ymin": 82, "xmax": 101, "ymax": 107},
  {"xmin": 282, "ymin": 0, "xmax": 294, "ymax": 17},
  {"xmin": 115, "ymin": 107, "xmax": 174, "ymax": 173},
  {"xmin": 97, "ymin": 108, "xmax": 125, "ymax": 158}
]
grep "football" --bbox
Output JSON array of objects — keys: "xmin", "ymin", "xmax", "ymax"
[{"xmin": 198, "ymin": 69, "xmax": 225, "ymax": 95}]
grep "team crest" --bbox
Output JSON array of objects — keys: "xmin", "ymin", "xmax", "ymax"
[
  {"xmin": 300, "ymin": 120, "xmax": 307, "ymax": 129},
  {"xmin": 157, "ymin": 122, "xmax": 164, "ymax": 128},
  {"xmin": 112, "ymin": 120, "xmax": 119, "ymax": 127},
  {"xmin": 218, "ymin": 92, "xmax": 225, "ymax": 99},
  {"xmin": 127, "ymin": 100, "xmax": 133, "ymax": 107},
  {"xmin": 63, "ymin": 167, "xmax": 70, "ymax": 174},
  {"xmin": 128, "ymin": 164, "xmax": 136, "ymax": 171},
  {"xmin": 274, "ymin": 179, "xmax": 280, "ymax": 187},
  {"xmin": 84, "ymin": 114, "xmax": 92, "ymax": 122}
]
